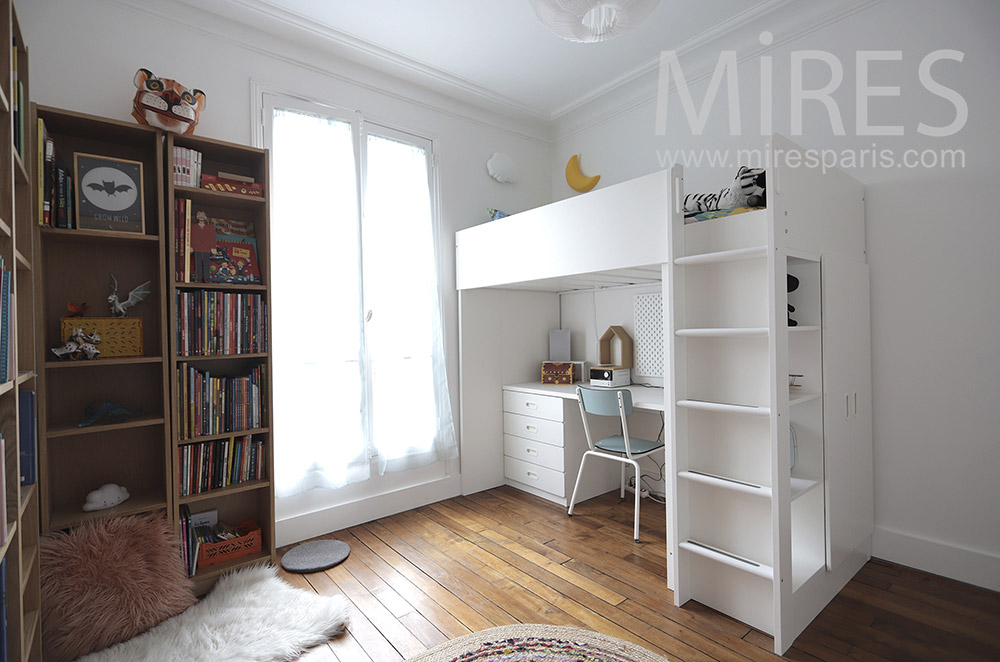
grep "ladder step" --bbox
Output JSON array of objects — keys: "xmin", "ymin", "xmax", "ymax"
[{"xmin": 680, "ymin": 540, "xmax": 774, "ymax": 580}]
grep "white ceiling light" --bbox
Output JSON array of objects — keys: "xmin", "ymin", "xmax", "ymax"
[{"xmin": 529, "ymin": 0, "xmax": 661, "ymax": 43}]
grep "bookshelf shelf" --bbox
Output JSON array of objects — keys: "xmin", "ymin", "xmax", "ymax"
[
  {"xmin": 39, "ymin": 226, "xmax": 162, "ymax": 247},
  {"xmin": 174, "ymin": 184, "xmax": 266, "ymax": 209},
  {"xmin": 44, "ymin": 355, "xmax": 164, "ymax": 370},
  {"xmin": 0, "ymin": 522, "xmax": 16, "ymax": 559},
  {"xmin": 176, "ymin": 281, "xmax": 267, "ymax": 292},
  {"xmin": 168, "ymin": 132, "xmax": 274, "ymax": 593},
  {"xmin": 179, "ymin": 479, "xmax": 271, "ymax": 505},
  {"xmin": 48, "ymin": 493, "xmax": 169, "ymax": 531},
  {"xmin": 46, "ymin": 415, "xmax": 167, "ymax": 438},
  {"xmin": 0, "ymin": 216, "xmax": 10, "ymax": 238},
  {"xmin": 0, "ymin": 379, "xmax": 12, "ymax": 396},
  {"xmin": 174, "ymin": 427, "xmax": 271, "ymax": 447}
]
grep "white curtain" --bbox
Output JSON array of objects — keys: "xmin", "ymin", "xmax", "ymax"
[
  {"xmin": 363, "ymin": 131, "xmax": 458, "ymax": 475},
  {"xmin": 270, "ymin": 106, "xmax": 457, "ymax": 497}
]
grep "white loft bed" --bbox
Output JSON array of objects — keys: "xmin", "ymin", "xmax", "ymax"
[{"xmin": 455, "ymin": 134, "xmax": 870, "ymax": 655}]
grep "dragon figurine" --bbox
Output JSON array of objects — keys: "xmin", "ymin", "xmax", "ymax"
[
  {"xmin": 78, "ymin": 401, "xmax": 143, "ymax": 428},
  {"xmin": 108, "ymin": 274, "xmax": 151, "ymax": 317}
]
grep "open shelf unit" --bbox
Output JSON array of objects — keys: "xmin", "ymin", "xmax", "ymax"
[
  {"xmin": 165, "ymin": 132, "xmax": 274, "ymax": 595},
  {"xmin": 3, "ymin": 2, "xmax": 41, "ymax": 658},
  {"xmin": 666, "ymin": 150, "xmax": 871, "ymax": 654},
  {"xmin": 34, "ymin": 105, "xmax": 171, "ymax": 538}
]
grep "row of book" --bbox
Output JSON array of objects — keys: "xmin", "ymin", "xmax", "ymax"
[
  {"xmin": 174, "ymin": 198, "xmax": 262, "ymax": 284},
  {"xmin": 172, "ymin": 145, "xmax": 264, "ymax": 197},
  {"xmin": 172, "ymin": 146, "xmax": 203, "ymax": 188},
  {"xmin": 36, "ymin": 118, "xmax": 76, "ymax": 228},
  {"xmin": 176, "ymin": 290, "xmax": 268, "ymax": 357},
  {"xmin": 177, "ymin": 363, "xmax": 266, "ymax": 440},
  {"xmin": 177, "ymin": 435, "xmax": 265, "ymax": 497},
  {"xmin": 178, "ymin": 507, "xmax": 238, "ymax": 578},
  {"xmin": 0, "ymin": 269, "xmax": 11, "ymax": 384},
  {"xmin": 12, "ymin": 39, "xmax": 25, "ymax": 165},
  {"xmin": 0, "ymin": 391, "xmax": 37, "ymax": 547}
]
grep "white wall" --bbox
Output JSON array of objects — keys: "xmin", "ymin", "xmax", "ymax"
[
  {"xmin": 18, "ymin": 0, "xmax": 555, "ymax": 544},
  {"xmin": 552, "ymin": 0, "xmax": 1000, "ymax": 589}
]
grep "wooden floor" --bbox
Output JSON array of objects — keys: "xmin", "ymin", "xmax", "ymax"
[{"xmin": 277, "ymin": 486, "xmax": 1000, "ymax": 662}]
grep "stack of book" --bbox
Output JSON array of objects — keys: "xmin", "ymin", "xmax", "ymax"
[
  {"xmin": 175, "ymin": 290, "xmax": 267, "ymax": 357},
  {"xmin": 35, "ymin": 118, "xmax": 75, "ymax": 228},
  {"xmin": 176, "ymin": 363, "xmax": 265, "ymax": 439},
  {"xmin": 0, "ymin": 267, "xmax": 11, "ymax": 383},
  {"xmin": 177, "ymin": 435, "xmax": 265, "ymax": 496},
  {"xmin": 172, "ymin": 146, "xmax": 202, "ymax": 188}
]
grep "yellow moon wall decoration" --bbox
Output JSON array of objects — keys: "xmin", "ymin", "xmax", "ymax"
[{"xmin": 565, "ymin": 154, "xmax": 600, "ymax": 192}]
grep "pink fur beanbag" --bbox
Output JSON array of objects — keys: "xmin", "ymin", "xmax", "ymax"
[{"xmin": 40, "ymin": 512, "xmax": 197, "ymax": 662}]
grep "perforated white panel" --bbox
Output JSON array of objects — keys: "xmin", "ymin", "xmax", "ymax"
[{"xmin": 633, "ymin": 292, "xmax": 663, "ymax": 377}]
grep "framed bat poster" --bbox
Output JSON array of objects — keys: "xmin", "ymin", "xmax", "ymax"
[{"xmin": 74, "ymin": 153, "xmax": 145, "ymax": 233}]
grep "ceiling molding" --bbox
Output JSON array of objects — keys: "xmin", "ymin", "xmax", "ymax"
[
  {"xmin": 549, "ymin": 0, "xmax": 798, "ymax": 120},
  {"xmin": 195, "ymin": 0, "xmax": 555, "ymax": 121},
  {"xmin": 551, "ymin": 0, "xmax": 888, "ymax": 142},
  {"xmin": 104, "ymin": 0, "xmax": 554, "ymax": 144}
]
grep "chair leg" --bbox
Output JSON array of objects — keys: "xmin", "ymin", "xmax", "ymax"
[
  {"xmin": 619, "ymin": 463, "xmax": 625, "ymax": 499},
  {"xmin": 567, "ymin": 451, "xmax": 592, "ymax": 516},
  {"xmin": 631, "ymin": 460, "xmax": 641, "ymax": 541}
]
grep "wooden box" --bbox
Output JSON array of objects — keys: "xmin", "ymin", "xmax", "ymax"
[
  {"xmin": 196, "ymin": 520, "xmax": 261, "ymax": 568},
  {"xmin": 541, "ymin": 361, "xmax": 581, "ymax": 385},
  {"xmin": 60, "ymin": 317, "xmax": 142, "ymax": 358}
]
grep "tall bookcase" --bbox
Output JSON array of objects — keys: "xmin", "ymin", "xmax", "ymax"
[
  {"xmin": 165, "ymin": 132, "xmax": 274, "ymax": 595},
  {"xmin": 3, "ymin": 2, "xmax": 41, "ymax": 659},
  {"xmin": 34, "ymin": 106, "xmax": 171, "ymax": 535}
]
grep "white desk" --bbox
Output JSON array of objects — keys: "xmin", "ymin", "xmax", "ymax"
[
  {"xmin": 503, "ymin": 382, "xmax": 666, "ymax": 412},
  {"xmin": 500, "ymin": 382, "xmax": 664, "ymax": 505}
]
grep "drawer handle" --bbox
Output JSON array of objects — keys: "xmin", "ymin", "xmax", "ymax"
[
  {"xmin": 525, "ymin": 425, "xmax": 538, "ymax": 433},
  {"xmin": 526, "ymin": 448, "xmax": 538, "ymax": 456},
  {"xmin": 526, "ymin": 471, "xmax": 538, "ymax": 481},
  {"xmin": 524, "ymin": 401, "xmax": 538, "ymax": 409}
]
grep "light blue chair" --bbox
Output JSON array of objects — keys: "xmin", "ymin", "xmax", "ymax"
[{"xmin": 567, "ymin": 386, "xmax": 665, "ymax": 541}]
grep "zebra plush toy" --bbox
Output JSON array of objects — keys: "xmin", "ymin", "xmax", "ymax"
[{"xmin": 683, "ymin": 166, "xmax": 767, "ymax": 213}]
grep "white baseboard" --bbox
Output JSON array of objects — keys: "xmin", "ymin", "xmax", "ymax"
[
  {"xmin": 276, "ymin": 475, "xmax": 462, "ymax": 547},
  {"xmin": 872, "ymin": 525, "xmax": 1000, "ymax": 591}
]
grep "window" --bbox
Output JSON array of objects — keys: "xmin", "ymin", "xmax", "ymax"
[{"xmin": 264, "ymin": 95, "xmax": 457, "ymax": 498}]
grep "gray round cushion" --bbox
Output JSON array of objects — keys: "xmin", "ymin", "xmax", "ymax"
[{"xmin": 280, "ymin": 539, "xmax": 350, "ymax": 573}]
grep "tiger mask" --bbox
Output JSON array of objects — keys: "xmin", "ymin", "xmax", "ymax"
[{"xmin": 131, "ymin": 68, "xmax": 206, "ymax": 135}]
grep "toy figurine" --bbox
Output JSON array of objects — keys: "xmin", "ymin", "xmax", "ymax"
[
  {"xmin": 82, "ymin": 483, "xmax": 130, "ymax": 512},
  {"xmin": 108, "ymin": 274, "xmax": 151, "ymax": 317},
  {"xmin": 78, "ymin": 401, "xmax": 142, "ymax": 427},
  {"xmin": 51, "ymin": 328, "xmax": 101, "ymax": 360}
]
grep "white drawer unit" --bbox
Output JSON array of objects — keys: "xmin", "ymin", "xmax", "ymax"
[
  {"xmin": 504, "ymin": 434, "xmax": 564, "ymax": 471},
  {"xmin": 502, "ymin": 412, "xmax": 564, "ymax": 447},
  {"xmin": 501, "ymin": 386, "xmax": 617, "ymax": 506},
  {"xmin": 504, "ymin": 456, "xmax": 565, "ymax": 497},
  {"xmin": 502, "ymin": 390, "xmax": 563, "ymax": 422}
]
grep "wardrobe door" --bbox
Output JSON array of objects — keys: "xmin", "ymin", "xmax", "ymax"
[{"xmin": 822, "ymin": 257, "xmax": 873, "ymax": 570}]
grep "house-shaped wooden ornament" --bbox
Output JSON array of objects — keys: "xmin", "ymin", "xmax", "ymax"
[{"xmin": 598, "ymin": 325, "xmax": 633, "ymax": 369}]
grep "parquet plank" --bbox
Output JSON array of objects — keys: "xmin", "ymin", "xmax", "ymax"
[
  {"xmin": 304, "ymin": 564, "xmax": 403, "ymax": 661},
  {"xmin": 280, "ymin": 487, "xmax": 999, "ymax": 662},
  {"xmin": 349, "ymin": 523, "xmax": 494, "ymax": 633},
  {"xmin": 338, "ymin": 528, "xmax": 473, "ymax": 640}
]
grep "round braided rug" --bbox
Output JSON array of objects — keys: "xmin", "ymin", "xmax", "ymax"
[{"xmin": 405, "ymin": 624, "xmax": 667, "ymax": 662}]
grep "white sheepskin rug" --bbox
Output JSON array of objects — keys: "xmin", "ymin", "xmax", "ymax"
[{"xmin": 78, "ymin": 564, "xmax": 349, "ymax": 662}]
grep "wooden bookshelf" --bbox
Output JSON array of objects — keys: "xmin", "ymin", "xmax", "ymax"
[
  {"xmin": 33, "ymin": 105, "xmax": 171, "ymax": 544},
  {"xmin": 4, "ymin": 2, "xmax": 41, "ymax": 659},
  {"xmin": 166, "ymin": 132, "xmax": 274, "ymax": 594}
]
